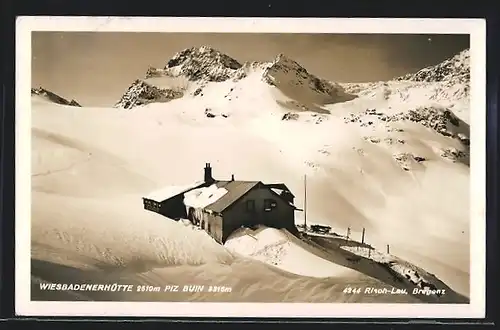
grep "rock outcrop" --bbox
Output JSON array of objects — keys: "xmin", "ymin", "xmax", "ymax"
[
  {"xmin": 114, "ymin": 80, "xmax": 183, "ymax": 109},
  {"xmin": 396, "ymin": 49, "xmax": 470, "ymax": 84},
  {"xmin": 153, "ymin": 46, "xmax": 243, "ymax": 82},
  {"xmin": 345, "ymin": 106, "xmax": 468, "ymax": 143},
  {"xmin": 31, "ymin": 87, "xmax": 82, "ymax": 107},
  {"xmin": 396, "ymin": 48, "xmax": 470, "ymax": 100}
]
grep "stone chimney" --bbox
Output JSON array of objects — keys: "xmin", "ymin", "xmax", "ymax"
[
  {"xmin": 231, "ymin": 174, "xmax": 235, "ymax": 181},
  {"xmin": 204, "ymin": 163, "xmax": 214, "ymax": 183}
]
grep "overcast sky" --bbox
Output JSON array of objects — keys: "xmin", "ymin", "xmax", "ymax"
[{"xmin": 32, "ymin": 32, "xmax": 469, "ymax": 107}]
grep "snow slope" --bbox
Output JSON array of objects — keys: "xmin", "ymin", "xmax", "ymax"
[{"xmin": 30, "ymin": 46, "xmax": 471, "ymax": 302}]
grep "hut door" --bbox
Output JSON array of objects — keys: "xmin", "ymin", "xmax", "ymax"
[{"xmin": 262, "ymin": 199, "xmax": 277, "ymax": 226}]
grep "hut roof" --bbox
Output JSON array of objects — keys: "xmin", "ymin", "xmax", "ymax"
[{"xmin": 204, "ymin": 181, "xmax": 261, "ymax": 213}]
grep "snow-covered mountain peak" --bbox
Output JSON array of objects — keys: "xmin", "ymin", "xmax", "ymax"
[
  {"xmin": 264, "ymin": 53, "xmax": 314, "ymax": 79},
  {"xmin": 31, "ymin": 87, "xmax": 81, "ymax": 107},
  {"xmin": 157, "ymin": 46, "xmax": 243, "ymax": 82},
  {"xmin": 397, "ymin": 48, "xmax": 470, "ymax": 84},
  {"xmin": 117, "ymin": 47, "xmax": 357, "ymax": 110},
  {"xmin": 272, "ymin": 53, "xmax": 303, "ymax": 67},
  {"xmin": 262, "ymin": 53, "xmax": 356, "ymax": 104}
]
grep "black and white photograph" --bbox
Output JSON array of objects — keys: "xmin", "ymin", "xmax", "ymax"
[{"xmin": 15, "ymin": 17, "xmax": 486, "ymax": 318}]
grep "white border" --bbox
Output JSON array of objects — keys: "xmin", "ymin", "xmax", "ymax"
[{"xmin": 15, "ymin": 16, "xmax": 487, "ymax": 318}]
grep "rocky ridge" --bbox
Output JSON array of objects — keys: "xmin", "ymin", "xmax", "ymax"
[
  {"xmin": 344, "ymin": 106, "xmax": 469, "ymax": 145},
  {"xmin": 263, "ymin": 54, "xmax": 356, "ymax": 103},
  {"xmin": 147, "ymin": 46, "xmax": 243, "ymax": 82},
  {"xmin": 116, "ymin": 46, "xmax": 354, "ymax": 109},
  {"xmin": 114, "ymin": 80, "xmax": 183, "ymax": 110},
  {"xmin": 31, "ymin": 87, "xmax": 82, "ymax": 107},
  {"xmin": 396, "ymin": 48, "xmax": 470, "ymax": 100},
  {"xmin": 341, "ymin": 48, "xmax": 470, "ymax": 104},
  {"xmin": 396, "ymin": 49, "xmax": 470, "ymax": 84}
]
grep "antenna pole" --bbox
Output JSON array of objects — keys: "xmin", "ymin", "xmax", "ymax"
[{"xmin": 304, "ymin": 174, "xmax": 307, "ymax": 230}]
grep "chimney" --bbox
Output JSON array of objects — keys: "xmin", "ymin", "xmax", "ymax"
[
  {"xmin": 231, "ymin": 174, "xmax": 235, "ymax": 181},
  {"xmin": 204, "ymin": 163, "xmax": 214, "ymax": 183}
]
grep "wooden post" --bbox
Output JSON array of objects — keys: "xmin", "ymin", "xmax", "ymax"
[
  {"xmin": 361, "ymin": 227, "xmax": 365, "ymax": 244},
  {"xmin": 386, "ymin": 244, "xmax": 390, "ymax": 254},
  {"xmin": 304, "ymin": 175, "xmax": 307, "ymax": 230},
  {"xmin": 345, "ymin": 227, "xmax": 351, "ymax": 244},
  {"xmin": 368, "ymin": 248, "xmax": 371, "ymax": 258}
]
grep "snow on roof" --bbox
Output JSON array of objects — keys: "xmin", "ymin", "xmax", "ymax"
[
  {"xmin": 184, "ymin": 184, "xmax": 229, "ymax": 209},
  {"xmin": 143, "ymin": 181, "xmax": 205, "ymax": 201},
  {"xmin": 265, "ymin": 183, "xmax": 295, "ymax": 197},
  {"xmin": 205, "ymin": 181, "xmax": 260, "ymax": 213},
  {"xmin": 271, "ymin": 188, "xmax": 283, "ymax": 195},
  {"xmin": 144, "ymin": 179, "xmax": 296, "ymax": 211}
]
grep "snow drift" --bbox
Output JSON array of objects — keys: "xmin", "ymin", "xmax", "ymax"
[{"xmin": 225, "ymin": 226, "xmax": 359, "ymax": 278}]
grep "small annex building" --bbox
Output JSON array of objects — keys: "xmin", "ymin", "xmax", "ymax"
[{"xmin": 142, "ymin": 163, "xmax": 301, "ymax": 243}]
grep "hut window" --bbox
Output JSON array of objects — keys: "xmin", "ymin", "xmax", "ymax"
[
  {"xmin": 264, "ymin": 199, "xmax": 277, "ymax": 212},
  {"xmin": 246, "ymin": 200, "xmax": 256, "ymax": 212}
]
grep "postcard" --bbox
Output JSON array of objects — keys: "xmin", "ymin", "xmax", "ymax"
[{"xmin": 15, "ymin": 16, "xmax": 486, "ymax": 318}]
